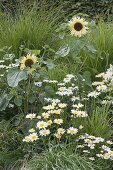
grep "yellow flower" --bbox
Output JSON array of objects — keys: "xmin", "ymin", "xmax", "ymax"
[
  {"xmin": 42, "ymin": 112, "xmax": 50, "ymax": 119},
  {"xmin": 29, "ymin": 128, "xmax": 35, "ymax": 133},
  {"xmin": 54, "ymin": 133, "xmax": 61, "ymax": 139},
  {"xmin": 68, "ymin": 16, "xmax": 88, "ymax": 37},
  {"xmin": 37, "ymin": 115, "xmax": 41, "ymax": 119},
  {"xmin": 47, "ymin": 120, "xmax": 52, "ymax": 126},
  {"xmin": 20, "ymin": 54, "xmax": 38, "ymax": 70},
  {"xmin": 23, "ymin": 136, "xmax": 30, "ymax": 142},
  {"xmin": 54, "ymin": 119, "xmax": 63, "ymax": 125},
  {"xmin": 57, "ymin": 128, "xmax": 65, "ymax": 134},
  {"xmin": 26, "ymin": 113, "xmax": 36, "ymax": 120},
  {"xmin": 58, "ymin": 103, "xmax": 67, "ymax": 108}
]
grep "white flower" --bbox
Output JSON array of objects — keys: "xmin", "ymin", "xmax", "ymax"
[
  {"xmin": 58, "ymin": 103, "xmax": 67, "ymax": 108},
  {"xmin": 39, "ymin": 129, "xmax": 50, "ymax": 136},
  {"xmin": 87, "ymin": 91, "xmax": 100, "ymax": 98},
  {"xmin": 79, "ymin": 125, "xmax": 83, "ymax": 129},
  {"xmin": 37, "ymin": 121, "xmax": 48, "ymax": 129},
  {"xmin": 66, "ymin": 74, "xmax": 75, "ymax": 79},
  {"xmin": 0, "ymin": 65, "xmax": 6, "ymax": 68},
  {"xmin": 26, "ymin": 113, "xmax": 36, "ymax": 120},
  {"xmin": 0, "ymin": 60, "xmax": 4, "ymax": 63},
  {"xmin": 44, "ymin": 98, "xmax": 60, "ymax": 103},
  {"xmin": 92, "ymin": 81, "xmax": 104, "ymax": 86},
  {"xmin": 106, "ymin": 140, "xmax": 113, "ymax": 145},
  {"xmin": 89, "ymin": 157, "xmax": 95, "ymax": 161},
  {"xmin": 96, "ymin": 72, "xmax": 105, "ymax": 78},
  {"xmin": 71, "ymin": 110, "xmax": 88, "ymax": 117},
  {"xmin": 71, "ymin": 96, "xmax": 80, "ymax": 102},
  {"xmin": 34, "ymin": 82, "xmax": 42, "ymax": 87},
  {"xmin": 43, "ymin": 80, "xmax": 58, "ymax": 83},
  {"xmin": 72, "ymin": 103, "xmax": 84, "ymax": 109},
  {"xmin": 83, "ymin": 150, "xmax": 90, "ymax": 153},
  {"xmin": 96, "ymin": 84, "xmax": 107, "ymax": 92},
  {"xmin": 102, "ymin": 145, "xmax": 110, "ymax": 151},
  {"xmin": 54, "ymin": 119, "xmax": 63, "ymax": 125},
  {"xmin": 42, "ymin": 112, "xmax": 50, "ymax": 119},
  {"xmin": 67, "ymin": 127, "xmax": 78, "ymax": 135},
  {"xmin": 29, "ymin": 133, "xmax": 39, "ymax": 142}
]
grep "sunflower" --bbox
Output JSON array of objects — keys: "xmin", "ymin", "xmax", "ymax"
[
  {"xmin": 20, "ymin": 54, "xmax": 38, "ymax": 70},
  {"xmin": 68, "ymin": 17, "xmax": 88, "ymax": 37}
]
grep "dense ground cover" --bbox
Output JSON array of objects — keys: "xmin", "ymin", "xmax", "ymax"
[{"xmin": 0, "ymin": 1, "xmax": 113, "ymax": 170}]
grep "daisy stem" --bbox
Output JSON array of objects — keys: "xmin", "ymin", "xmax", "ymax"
[{"xmin": 24, "ymin": 76, "xmax": 31, "ymax": 114}]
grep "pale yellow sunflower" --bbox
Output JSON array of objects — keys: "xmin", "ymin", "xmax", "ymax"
[
  {"xmin": 68, "ymin": 16, "xmax": 88, "ymax": 37},
  {"xmin": 20, "ymin": 54, "xmax": 38, "ymax": 70}
]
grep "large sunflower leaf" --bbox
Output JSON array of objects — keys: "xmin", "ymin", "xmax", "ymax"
[
  {"xmin": 7, "ymin": 68, "xmax": 28, "ymax": 87},
  {"xmin": 55, "ymin": 44, "xmax": 70, "ymax": 58},
  {"xmin": 0, "ymin": 93, "xmax": 13, "ymax": 111}
]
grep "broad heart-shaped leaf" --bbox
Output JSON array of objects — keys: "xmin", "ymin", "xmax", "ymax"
[
  {"xmin": 55, "ymin": 44, "xmax": 70, "ymax": 58},
  {"xmin": 0, "ymin": 94, "xmax": 9, "ymax": 111},
  {"xmin": 7, "ymin": 68, "xmax": 28, "ymax": 87},
  {"xmin": 0, "ymin": 93, "xmax": 13, "ymax": 111}
]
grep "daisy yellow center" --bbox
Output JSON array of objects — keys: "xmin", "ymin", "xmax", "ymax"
[
  {"xmin": 74, "ymin": 22, "xmax": 83, "ymax": 31},
  {"xmin": 70, "ymin": 130, "xmax": 75, "ymax": 133},
  {"xmin": 40, "ymin": 123, "xmax": 45, "ymax": 127},
  {"xmin": 25, "ymin": 59, "xmax": 34, "ymax": 67},
  {"xmin": 43, "ymin": 131, "xmax": 47, "ymax": 134},
  {"xmin": 31, "ymin": 136, "xmax": 36, "ymax": 140}
]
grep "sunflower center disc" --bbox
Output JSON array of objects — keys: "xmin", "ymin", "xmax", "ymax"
[
  {"xmin": 74, "ymin": 22, "xmax": 83, "ymax": 31},
  {"xmin": 25, "ymin": 59, "xmax": 34, "ymax": 67}
]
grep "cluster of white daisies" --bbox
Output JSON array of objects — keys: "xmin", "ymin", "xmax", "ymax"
[
  {"xmin": 23, "ymin": 74, "xmax": 87, "ymax": 142},
  {"xmin": 87, "ymin": 65, "xmax": 113, "ymax": 104},
  {"xmin": 23, "ymin": 72, "xmax": 113, "ymax": 161},
  {"xmin": 77, "ymin": 133, "xmax": 113, "ymax": 161}
]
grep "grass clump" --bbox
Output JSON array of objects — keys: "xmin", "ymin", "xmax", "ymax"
[
  {"xmin": 0, "ymin": 1, "xmax": 64, "ymax": 57},
  {"xmin": 26, "ymin": 144, "xmax": 112, "ymax": 170}
]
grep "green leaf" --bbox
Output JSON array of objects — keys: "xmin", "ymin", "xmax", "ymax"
[
  {"xmin": 14, "ymin": 96, "xmax": 22, "ymax": 106},
  {"xmin": 69, "ymin": 39, "xmax": 85, "ymax": 57},
  {"xmin": 3, "ymin": 53, "xmax": 15, "ymax": 60},
  {"xmin": 29, "ymin": 95, "xmax": 36, "ymax": 104},
  {"xmin": 31, "ymin": 50, "xmax": 40, "ymax": 55},
  {"xmin": 85, "ymin": 44, "xmax": 97, "ymax": 54},
  {"xmin": 45, "ymin": 60, "xmax": 55, "ymax": 70},
  {"xmin": 45, "ymin": 86, "xmax": 55, "ymax": 95},
  {"xmin": 55, "ymin": 44, "xmax": 70, "ymax": 58},
  {"xmin": 0, "ymin": 94, "xmax": 12, "ymax": 111},
  {"xmin": 7, "ymin": 68, "xmax": 28, "ymax": 87},
  {"xmin": 83, "ymin": 71, "xmax": 92, "ymax": 86}
]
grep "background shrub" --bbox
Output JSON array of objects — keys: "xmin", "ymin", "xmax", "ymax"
[{"xmin": 1, "ymin": 0, "xmax": 113, "ymax": 20}]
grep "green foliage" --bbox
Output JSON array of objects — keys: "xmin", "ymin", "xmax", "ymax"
[
  {"xmin": 7, "ymin": 68, "xmax": 28, "ymax": 87},
  {"xmin": 83, "ymin": 106, "xmax": 113, "ymax": 139},
  {"xmin": 49, "ymin": 22, "xmax": 113, "ymax": 81},
  {"xmin": 26, "ymin": 144, "xmax": 112, "ymax": 170},
  {"xmin": 0, "ymin": 2, "xmax": 63, "ymax": 57},
  {"xmin": 0, "ymin": 117, "xmax": 25, "ymax": 169}
]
